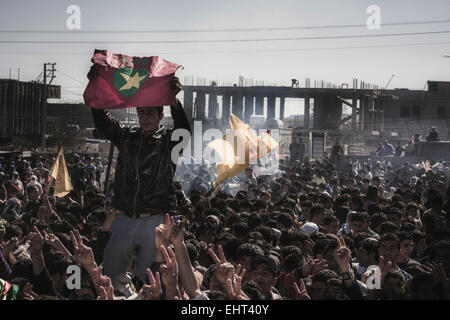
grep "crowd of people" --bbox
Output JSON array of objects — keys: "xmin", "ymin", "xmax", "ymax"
[{"xmin": 1, "ymin": 147, "xmax": 449, "ymax": 301}]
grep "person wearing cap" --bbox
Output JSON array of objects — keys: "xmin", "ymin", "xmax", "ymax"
[{"xmin": 248, "ymin": 255, "xmax": 282, "ymax": 300}]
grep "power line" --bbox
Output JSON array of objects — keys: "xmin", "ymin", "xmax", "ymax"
[
  {"xmin": 0, "ymin": 40, "xmax": 449, "ymax": 55},
  {"xmin": 1, "ymin": 30, "xmax": 450, "ymax": 44},
  {"xmin": 61, "ymin": 88, "xmax": 84, "ymax": 96},
  {"xmin": 56, "ymin": 70, "xmax": 86, "ymax": 86},
  {"xmin": 0, "ymin": 19, "xmax": 448, "ymax": 34}
]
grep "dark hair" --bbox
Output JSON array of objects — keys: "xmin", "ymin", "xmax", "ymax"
[
  {"xmin": 230, "ymin": 222, "xmax": 249, "ymax": 238},
  {"xmin": 379, "ymin": 232, "xmax": 400, "ymax": 247},
  {"xmin": 309, "ymin": 205, "xmax": 324, "ymax": 218},
  {"xmin": 45, "ymin": 251, "xmax": 72, "ymax": 276},
  {"xmin": 236, "ymin": 243, "xmax": 264, "ymax": 260},
  {"xmin": 311, "ymin": 269, "xmax": 339, "ymax": 284},
  {"xmin": 280, "ymin": 245, "xmax": 302, "ymax": 261},
  {"xmin": 366, "ymin": 186, "xmax": 379, "ymax": 202},
  {"xmin": 430, "ymin": 240, "xmax": 450, "ymax": 261},
  {"xmin": 384, "ymin": 269, "xmax": 406, "ymax": 284},
  {"xmin": 323, "ymin": 214, "xmax": 338, "ymax": 226},
  {"xmin": 349, "ymin": 211, "xmax": 370, "ymax": 223},
  {"xmin": 351, "ymin": 196, "xmax": 364, "ymax": 209},
  {"xmin": 137, "ymin": 106, "xmax": 163, "ymax": 116},
  {"xmin": 359, "ymin": 237, "xmax": 380, "ymax": 258},
  {"xmin": 379, "ymin": 221, "xmax": 398, "ymax": 235},
  {"xmin": 248, "ymin": 213, "xmax": 263, "ymax": 230},
  {"xmin": 283, "ymin": 253, "xmax": 305, "ymax": 274},
  {"xmin": 367, "ymin": 203, "xmax": 383, "ymax": 216},
  {"xmin": 410, "ymin": 230, "xmax": 426, "ymax": 243},
  {"xmin": 274, "ymin": 212, "xmax": 293, "ymax": 229},
  {"xmin": 253, "ymin": 225, "xmax": 274, "ymax": 244},
  {"xmin": 370, "ymin": 212, "xmax": 388, "ymax": 231}
]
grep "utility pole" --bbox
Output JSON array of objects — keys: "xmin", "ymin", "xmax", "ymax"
[{"xmin": 41, "ymin": 62, "xmax": 56, "ymax": 150}]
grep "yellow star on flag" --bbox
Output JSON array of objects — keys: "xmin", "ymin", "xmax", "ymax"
[{"xmin": 119, "ymin": 71, "xmax": 147, "ymax": 91}]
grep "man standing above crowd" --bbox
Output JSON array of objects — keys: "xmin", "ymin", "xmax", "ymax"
[{"xmin": 88, "ymin": 67, "xmax": 191, "ymax": 297}]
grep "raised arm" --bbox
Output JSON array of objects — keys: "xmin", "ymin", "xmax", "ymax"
[
  {"xmin": 170, "ymin": 77, "xmax": 191, "ymax": 134},
  {"xmin": 91, "ymin": 108, "xmax": 128, "ymax": 149},
  {"xmin": 170, "ymin": 99, "xmax": 191, "ymax": 134},
  {"xmin": 87, "ymin": 65, "xmax": 128, "ymax": 148}
]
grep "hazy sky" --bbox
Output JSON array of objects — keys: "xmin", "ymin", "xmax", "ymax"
[{"xmin": 0, "ymin": 0, "xmax": 449, "ymax": 116}]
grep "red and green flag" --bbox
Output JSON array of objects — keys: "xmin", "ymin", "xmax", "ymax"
[{"xmin": 83, "ymin": 49, "xmax": 182, "ymax": 109}]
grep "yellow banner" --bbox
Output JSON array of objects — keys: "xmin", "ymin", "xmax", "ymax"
[{"xmin": 50, "ymin": 147, "xmax": 73, "ymax": 198}]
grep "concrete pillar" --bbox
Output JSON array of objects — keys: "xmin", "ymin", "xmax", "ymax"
[
  {"xmin": 332, "ymin": 96, "xmax": 343, "ymax": 130},
  {"xmin": 280, "ymin": 97, "xmax": 285, "ymax": 121},
  {"xmin": 208, "ymin": 93, "xmax": 218, "ymax": 119},
  {"xmin": 267, "ymin": 96, "xmax": 276, "ymax": 120},
  {"xmin": 351, "ymin": 94, "xmax": 358, "ymax": 132},
  {"xmin": 244, "ymin": 95, "xmax": 254, "ymax": 123},
  {"xmin": 304, "ymin": 95, "xmax": 310, "ymax": 128},
  {"xmin": 364, "ymin": 96, "xmax": 371, "ymax": 133},
  {"xmin": 183, "ymin": 89, "xmax": 194, "ymax": 122},
  {"xmin": 222, "ymin": 93, "xmax": 231, "ymax": 125},
  {"xmin": 194, "ymin": 92, "xmax": 206, "ymax": 120},
  {"xmin": 255, "ymin": 94, "xmax": 264, "ymax": 115},
  {"xmin": 359, "ymin": 96, "xmax": 365, "ymax": 132},
  {"xmin": 312, "ymin": 96, "xmax": 324, "ymax": 129},
  {"xmin": 232, "ymin": 94, "xmax": 244, "ymax": 119},
  {"xmin": 368, "ymin": 96, "xmax": 375, "ymax": 133}
]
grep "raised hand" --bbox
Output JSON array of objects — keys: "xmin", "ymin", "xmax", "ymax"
[
  {"xmin": 208, "ymin": 244, "xmax": 227, "ymax": 266},
  {"xmin": 28, "ymin": 226, "xmax": 44, "ymax": 252},
  {"xmin": 97, "ymin": 276, "xmax": 114, "ymax": 300},
  {"xmin": 101, "ymin": 207, "xmax": 119, "ymax": 232},
  {"xmin": 302, "ymin": 258, "xmax": 328, "ymax": 276},
  {"xmin": 155, "ymin": 213, "xmax": 175, "ymax": 249},
  {"xmin": 293, "ymin": 279, "xmax": 311, "ymax": 300},
  {"xmin": 37, "ymin": 196, "xmax": 55, "ymax": 224},
  {"xmin": 170, "ymin": 220, "xmax": 185, "ymax": 247},
  {"xmin": 160, "ymin": 245, "xmax": 179, "ymax": 299},
  {"xmin": 91, "ymin": 265, "xmax": 111, "ymax": 291},
  {"xmin": 334, "ymin": 236, "xmax": 352, "ymax": 272},
  {"xmin": 23, "ymin": 282, "xmax": 38, "ymax": 300},
  {"xmin": 378, "ymin": 256, "xmax": 393, "ymax": 286},
  {"xmin": 3, "ymin": 237, "xmax": 19, "ymax": 254},
  {"xmin": 424, "ymin": 261, "xmax": 447, "ymax": 283},
  {"xmin": 139, "ymin": 268, "xmax": 162, "ymax": 300},
  {"xmin": 171, "ymin": 77, "xmax": 182, "ymax": 96},
  {"xmin": 87, "ymin": 65, "xmax": 97, "ymax": 80},
  {"xmin": 226, "ymin": 274, "xmax": 249, "ymax": 300},
  {"xmin": 209, "ymin": 245, "xmax": 240, "ymax": 289},
  {"xmin": 70, "ymin": 229, "xmax": 96, "ymax": 271},
  {"xmin": 43, "ymin": 231, "xmax": 71, "ymax": 256}
]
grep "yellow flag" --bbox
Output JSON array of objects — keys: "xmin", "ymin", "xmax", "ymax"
[
  {"xmin": 208, "ymin": 114, "xmax": 278, "ymax": 192},
  {"xmin": 50, "ymin": 147, "xmax": 73, "ymax": 198}
]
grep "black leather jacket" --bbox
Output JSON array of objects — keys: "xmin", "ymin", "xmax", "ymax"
[{"xmin": 91, "ymin": 100, "xmax": 191, "ymax": 217}]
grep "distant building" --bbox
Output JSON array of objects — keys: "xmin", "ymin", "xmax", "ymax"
[{"xmin": 0, "ymin": 79, "xmax": 60, "ymax": 145}]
